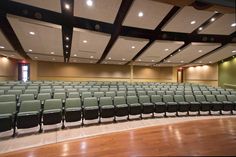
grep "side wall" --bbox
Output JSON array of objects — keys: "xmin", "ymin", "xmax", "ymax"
[
  {"xmin": 0, "ymin": 56, "xmax": 18, "ymax": 81},
  {"xmin": 183, "ymin": 64, "xmax": 218, "ymax": 87},
  {"xmin": 219, "ymin": 57, "xmax": 236, "ymax": 90}
]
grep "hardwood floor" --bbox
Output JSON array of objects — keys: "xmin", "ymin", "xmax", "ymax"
[{"xmin": 1, "ymin": 117, "xmax": 236, "ymax": 157}]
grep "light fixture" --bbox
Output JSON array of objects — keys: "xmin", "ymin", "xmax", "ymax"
[
  {"xmin": 167, "ymin": 60, "xmax": 171, "ymax": 63},
  {"xmin": 198, "ymin": 27, "xmax": 203, "ymax": 31},
  {"xmin": 190, "ymin": 20, "xmax": 196, "ymax": 25},
  {"xmin": 28, "ymin": 49, "xmax": 32, "ymax": 52},
  {"xmin": 0, "ymin": 45, "xmax": 5, "ymax": 49},
  {"xmin": 29, "ymin": 31, "xmax": 35, "ymax": 35},
  {"xmin": 181, "ymin": 61, "xmax": 184, "ymax": 63},
  {"xmin": 151, "ymin": 60, "xmax": 154, "ymax": 62},
  {"xmin": 131, "ymin": 46, "xmax": 135, "ymax": 49},
  {"xmin": 232, "ymin": 50, "xmax": 236, "ymax": 53},
  {"xmin": 138, "ymin": 59, "xmax": 141, "ymax": 61},
  {"xmin": 199, "ymin": 61, "xmax": 202, "ymax": 63},
  {"xmin": 66, "ymin": 45, "xmax": 69, "ymax": 48},
  {"xmin": 170, "ymin": 55, "xmax": 173, "ymax": 57},
  {"xmin": 34, "ymin": 56, "xmax": 38, "ymax": 59},
  {"xmin": 73, "ymin": 54, "xmax": 77, "ymax": 57},
  {"xmin": 65, "ymin": 51, "xmax": 68, "ymax": 54},
  {"xmin": 164, "ymin": 48, "xmax": 169, "ymax": 51},
  {"xmin": 214, "ymin": 11, "xmax": 218, "ymax": 13},
  {"xmin": 86, "ymin": 0, "xmax": 93, "ymax": 6},
  {"xmin": 65, "ymin": 37, "xmax": 69, "ymax": 40},
  {"xmin": 122, "ymin": 58, "xmax": 125, "ymax": 61},
  {"xmin": 231, "ymin": 23, "xmax": 236, "ymax": 27},
  {"xmin": 210, "ymin": 18, "xmax": 215, "ymax": 22},
  {"xmin": 138, "ymin": 11, "xmax": 144, "ymax": 17},
  {"xmin": 83, "ymin": 40, "xmax": 87, "ymax": 43},
  {"xmin": 209, "ymin": 61, "xmax": 212, "ymax": 63},
  {"xmin": 65, "ymin": 3, "xmax": 70, "ymax": 10},
  {"xmin": 90, "ymin": 56, "xmax": 94, "ymax": 58},
  {"xmin": 178, "ymin": 49, "xmax": 181, "ymax": 52},
  {"xmin": 50, "ymin": 52, "xmax": 54, "ymax": 54},
  {"xmin": 198, "ymin": 50, "xmax": 202, "ymax": 53},
  {"xmin": 108, "ymin": 57, "xmax": 111, "ymax": 60}
]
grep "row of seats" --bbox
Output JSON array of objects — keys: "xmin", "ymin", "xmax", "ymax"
[
  {"xmin": 1, "ymin": 90, "xmax": 236, "ymax": 103},
  {"xmin": 1, "ymin": 94, "xmax": 236, "ymax": 136}
]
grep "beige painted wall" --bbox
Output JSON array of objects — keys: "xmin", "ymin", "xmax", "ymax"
[
  {"xmin": 0, "ymin": 56, "xmax": 18, "ymax": 81},
  {"xmin": 183, "ymin": 64, "xmax": 218, "ymax": 87},
  {"xmin": 29, "ymin": 60, "xmax": 177, "ymax": 82}
]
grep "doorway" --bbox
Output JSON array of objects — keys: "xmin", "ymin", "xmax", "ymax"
[
  {"xmin": 177, "ymin": 68, "xmax": 183, "ymax": 83},
  {"xmin": 18, "ymin": 63, "xmax": 30, "ymax": 82}
]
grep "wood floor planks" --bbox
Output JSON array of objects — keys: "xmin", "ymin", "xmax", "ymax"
[{"xmin": 1, "ymin": 117, "xmax": 236, "ymax": 157}]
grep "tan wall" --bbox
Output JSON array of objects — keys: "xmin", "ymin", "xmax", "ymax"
[
  {"xmin": 0, "ymin": 56, "xmax": 18, "ymax": 81},
  {"xmin": 183, "ymin": 64, "xmax": 218, "ymax": 87},
  {"xmin": 29, "ymin": 60, "xmax": 176, "ymax": 82}
]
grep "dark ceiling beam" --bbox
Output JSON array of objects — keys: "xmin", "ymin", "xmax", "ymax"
[
  {"xmin": 97, "ymin": 0, "xmax": 134, "ymax": 63},
  {"xmin": 60, "ymin": 0, "xmax": 74, "ymax": 63},
  {"xmin": 0, "ymin": 12, "xmax": 29, "ymax": 59},
  {"xmin": 125, "ymin": 6, "xmax": 180, "ymax": 65}
]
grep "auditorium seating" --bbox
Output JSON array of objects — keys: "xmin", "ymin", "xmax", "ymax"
[{"xmin": 0, "ymin": 80, "xmax": 235, "ymax": 136}]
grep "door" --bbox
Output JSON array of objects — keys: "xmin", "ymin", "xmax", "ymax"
[
  {"xmin": 177, "ymin": 68, "xmax": 183, "ymax": 83},
  {"xmin": 18, "ymin": 63, "xmax": 30, "ymax": 82}
]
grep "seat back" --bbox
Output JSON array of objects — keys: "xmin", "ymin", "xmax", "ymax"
[
  {"xmin": 216, "ymin": 95, "xmax": 227, "ymax": 102},
  {"xmin": 137, "ymin": 91, "xmax": 146, "ymax": 96},
  {"xmin": 40, "ymin": 89, "xmax": 52, "ymax": 94},
  {"xmin": 0, "ymin": 94, "xmax": 16, "ymax": 102},
  {"xmin": 227, "ymin": 95, "xmax": 236, "ymax": 101},
  {"xmin": 184, "ymin": 91, "xmax": 193, "ymax": 95},
  {"xmin": 105, "ymin": 91, "xmax": 116, "ymax": 97},
  {"xmin": 163, "ymin": 95, "xmax": 174, "ymax": 103},
  {"xmin": 44, "ymin": 99, "xmax": 62, "ymax": 110},
  {"xmin": 114, "ymin": 96, "xmax": 126, "ymax": 105},
  {"xmin": 116, "ymin": 91, "xmax": 126, "ymax": 96},
  {"xmin": 174, "ymin": 95, "xmax": 185, "ymax": 102},
  {"xmin": 19, "ymin": 100, "xmax": 41, "ymax": 113},
  {"xmin": 0, "ymin": 101, "xmax": 16, "ymax": 115},
  {"xmin": 19, "ymin": 94, "xmax": 35, "ymax": 102},
  {"xmin": 68, "ymin": 92, "xmax": 80, "ymax": 98},
  {"xmin": 81, "ymin": 92, "xmax": 92, "ymax": 100},
  {"xmin": 195, "ymin": 95, "xmax": 206, "ymax": 102},
  {"xmin": 54, "ymin": 88, "xmax": 66, "ymax": 93},
  {"xmin": 0, "ymin": 90, "xmax": 4, "ymax": 95},
  {"xmin": 100, "ymin": 97, "xmax": 113, "ymax": 106},
  {"xmin": 205, "ymin": 95, "xmax": 216, "ymax": 102},
  {"xmin": 54, "ymin": 92, "xmax": 66, "ymax": 100},
  {"xmin": 65, "ymin": 98, "xmax": 81, "ymax": 109},
  {"xmin": 127, "ymin": 91, "xmax": 136, "ymax": 96},
  {"xmin": 127, "ymin": 96, "xmax": 139, "ymax": 104},
  {"xmin": 147, "ymin": 91, "xmax": 156, "ymax": 96},
  {"xmin": 194, "ymin": 91, "xmax": 202, "ymax": 95},
  {"xmin": 156, "ymin": 91, "xmax": 165, "ymax": 96},
  {"xmin": 211, "ymin": 91, "xmax": 220, "ymax": 95},
  {"xmin": 94, "ymin": 92, "xmax": 105, "ymax": 98},
  {"xmin": 24, "ymin": 89, "xmax": 38, "ymax": 95},
  {"xmin": 220, "ymin": 91, "xmax": 230, "ymax": 95},
  {"xmin": 151, "ymin": 95, "xmax": 162, "ymax": 103},
  {"xmin": 176, "ymin": 91, "xmax": 184, "ymax": 95},
  {"xmin": 83, "ymin": 97, "xmax": 98, "ymax": 107},
  {"xmin": 185, "ymin": 95, "xmax": 196, "ymax": 102},
  {"xmin": 139, "ymin": 95, "xmax": 150, "ymax": 103},
  {"xmin": 166, "ymin": 91, "xmax": 175, "ymax": 96},
  {"xmin": 37, "ymin": 93, "xmax": 51, "ymax": 101},
  {"xmin": 202, "ymin": 91, "xmax": 211, "ymax": 95},
  {"xmin": 7, "ymin": 89, "xmax": 23, "ymax": 95}
]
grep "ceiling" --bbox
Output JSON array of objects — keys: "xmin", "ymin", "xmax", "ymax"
[{"xmin": 0, "ymin": 0, "xmax": 235, "ymax": 67}]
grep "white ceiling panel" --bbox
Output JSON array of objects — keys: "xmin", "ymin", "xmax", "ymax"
[
  {"xmin": 70, "ymin": 57, "xmax": 97, "ymax": 64},
  {"xmin": 132, "ymin": 61, "xmax": 154, "ymax": 66},
  {"xmin": 12, "ymin": 0, "xmax": 61, "ymax": 13},
  {"xmin": 28, "ymin": 53, "xmax": 64, "ymax": 62},
  {"xmin": 162, "ymin": 6, "xmax": 215, "ymax": 33},
  {"xmin": 194, "ymin": 44, "xmax": 236, "ymax": 64},
  {"xmin": 0, "ymin": 50, "xmax": 23, "ymax": 60},
  {"xmin": 7, "ymin": 15, "xmax": 63, "ymax": 56},
  {"xmin": 199, "ymin": 14, "xmax": 236, "ymax": 35},
  {"xmin": 106, "ymin": 36, "xmax": 149, "ymax": 61},
  {"xmin": 71, "ymin": 28, "xmax": 110, "ymax": 60},
  {"xmin": 137, "ymin": 40, "xmax": 184, "ymax": 63},
  {"xmin": 155, "ymin": 63, "xmax": 181, "ymax": 67},
  {"xmin": 123, "ymin": 0, "xmax": 173, "ymax": 29},
  {"xmin": 74, "ymin": 0, "xmax": 122, "ymax": 23},
  {"xmin": 101, "ymin": 60, "xmax": 126, "ymax": 65},
  {"xmin": 169, "ymin": 42, "xmax": 221, "ymax": 63},
  {"xmin": 0, "ymin": 30, "xmax": 14, "ymax": 51}
]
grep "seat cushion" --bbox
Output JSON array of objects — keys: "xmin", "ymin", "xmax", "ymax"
[
  {"xmin": 18, "ymin": 111, "xmax": 39, "ymax": 116},
  {"xmin": 101, "ymin": 105, "xmax": 114, "ymax": 109},
  {"xmin": 142, "ymin": 102, "xmax": 153, "ymax": 106},
  {"xmin": 129, "ymin": 103, "xmax": 141, "ymax": 107},
  {"xmin": 43, "ymin": 109, "xmax": 62, "ymax": 114},
  {"xmin": 116, "ymin": 104, "xmax": 128, "ymax": 108},
  {"xmin": 85, "ymin": 106, "xmax": 99, "ymax": 110},
  {"xmin": 167, "ymin": 102, "xmax": 178, "ymax": 105},
  {"xmin": 65, "ymin": 107, "xmax": 81, "ymax": 112}
]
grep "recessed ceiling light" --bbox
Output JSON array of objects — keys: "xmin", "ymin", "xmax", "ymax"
[
  {"xmin": 190, "ymin": 20, "xmax": 196, "ymax": 25},
  {"xmin": 181, "ymin": 61, "xmax": 184, "ymax": 63},
  {"xmin": 198, "ymin": 50, "xmax": 203, "ymax": 53},
  {"xmin": 50, "ymin": 52, "xmax": 54, "ymax": 54},
  {"xmin": 131, "ymin": 46, "xmax": 135, "ymax": 49},
  {"xmin": 178, "ymin": 49, "xmax": 181, "ymax": 52},
  {"xmin": 66, "ymin": 45, "xmax": 69, "ymax": 48},
  {"xmin": 65, "ymin": 3, "xmax": 70, "ymax": 10},
  {"xmin": 199, "ymin": 61, "xmax": 202, "ymax": 63},
  {"xmin": 170, "ymin": 55, "xmax": 173, "ymax": 57},
  {"xmin": 34, "ymin": 56, "xmax": 38, "ymax": 59},
  {"xmin": 122, "ymin": 58, "xmax": 126, "ymax": 61},
  {"xmin": 73, "ymin": 54, "xmax": 77, "ymax": 57},
  {"xmin": 83, "ymin": 40, "xmax": 87, "ymax": 43},
  {"xmin": 198, "ymin": 27, "xmax": 203, "ymax": 31},
  {"xmin": 52, "ymin": 58, "xmax": 55, "ymax": 61},
  {"xmin": 151, "ymin": 60, "xmax": 155, "ymax": 62},
  {"xmin": 28, "ymin": 49, "xmax": 32, "ymax": 52},
  {"xmin": 209, "ymin": 61, "xmax": 212, "ymax": 63},
  {"xmin": 167, "ymin": 60, "xmax": 171, "ymax": 62},
  {"xmin": 108, "ymin": 57, "xmax": 111, "ymax": 60},
  {"xmin": 90, "ymin": 56, "xmax": 94, "ymax": 58},
  {"xmin": 10, "ymin": 55, "xmax": 15, "ymax": 57},
  {"xmin": 165, "ymin": 48, "xmax": 169, "ymax": 51},
  {"xmin": 138, "ymin": 59, "xmax": 141, "ymax": 61},
  {"xmin": 214, "ymin": 11, "xmax": 218, "ymax": 13},
  {"xmin": 86, "ymin": 0, "xmax": 93, "ymax": 6},
  {"xmin": 29, "ymin": 31, "xmax": 35, "ymax": 35},
  {"xmin": 232, "ymin": 50, "xmax": 236, "ymax": 53},
  {"xmin": 65, "ymin": 51, "xmax": 68, "ymax": 54},
  {"xmin": 210, "ymin": 18, "xmax": 215, "ymax": 22},
  {"xmin": 0, "ymin": 45, "xmax": 5, "ymax": 49},
  {"xmin": 231, "ymin": 23, "xmax": 236, "ymax": 27},
  {"xmin": 65, "ymin": 37, "xmax": 69, "ymax": 40},
  {"xmin": 138, "ymin": 11, "xmax": 144, "ymax": 17}
]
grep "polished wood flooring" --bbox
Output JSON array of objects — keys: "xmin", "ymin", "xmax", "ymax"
[{"xmin": 1, "ymin": 117, "xmax": 236, "ymax": 157}]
